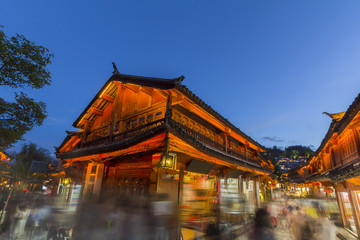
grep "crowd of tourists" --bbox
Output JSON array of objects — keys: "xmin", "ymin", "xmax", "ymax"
[
  {"xmin": 0, "ymin": 198, "xmax": 74, "ymax": 240},
  {"xmin": 0, "ymin": 193, "xmax": 340, "ymax": 240},
  {"xmin": 249, "ymin": 200, "xmax": 338, "ymax": 240}
]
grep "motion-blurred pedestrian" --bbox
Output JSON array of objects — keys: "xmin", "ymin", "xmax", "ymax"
[{"xmin": 248, "ymin": 207, "xmax": 276, "ymax": 240}]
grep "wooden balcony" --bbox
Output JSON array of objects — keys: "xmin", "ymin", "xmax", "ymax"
[
  {"xmin": 80, "ymin": 118, "xmax": 165, "ymax": 148},
  {"xmin": 170, "ymin": 119, "xmax": 260, "ymax": 165},
  {"xmin": 76, "ymin": 118, "xmax": 260, "ymax": 166}
]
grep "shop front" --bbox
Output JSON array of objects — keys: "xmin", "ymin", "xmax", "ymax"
[{"xmin": 340, "ymin": 191, "xmax": 357, "ymax": 232}]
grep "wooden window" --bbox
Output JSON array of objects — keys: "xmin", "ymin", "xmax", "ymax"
[
  {"xmin": 139, "ymin": 117, "xmax": 145, "ymax": 125},
  {"xmin": 155, "ymin": 111, "xmax": 162, "ymax": 120},
  {"xmin": 183, "ymin": 117, "xmax": 188, "ymax": 126},
  {"xmin": 190, "ymin": 120, "xmax": 195, "ymax": 129},
  {"xmin": 125, "ymin": 121, "xmax": 131, "ymax": 130},
  {"xmin": 147, "ymin": 114, "xmax": 153, "ymax": 123},
  {"xmin": 196, "ymin": 124, "xmax": 200, "ymax": 132},
  {"xmin": 174, "ymin": 112, "xmax": 181, "ymax": 122},
  {"xmin": 131, "ymin": 119, "xmax": 137, "ymax": 128},
  {"xmin": 211, "ymin": 132, "xmax": 215, "ymax": 141},
  {"xmin": 201, "ymin": 127, "xmax": 206, "ymax": 135}
]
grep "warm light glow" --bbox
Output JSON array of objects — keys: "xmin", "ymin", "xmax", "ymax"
[
  {"xmin": 63, "ymin": 178, "xmax": 70, "ymax": 185},
  {"xmin": 161, "ymin": 153, "xmax": 176, "ymax": 169}
]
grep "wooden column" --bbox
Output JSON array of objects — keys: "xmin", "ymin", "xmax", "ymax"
[
  {"xmin": 224, "ymin": 133, "xmax": 228, "ymax": 153},
  {"xmin": 178, "ymin": 166, "xmax": 184, "ymax": 205},
  {"xmin": 83, "ymin": 163, "xmax": 104, "ymax": 202},
  {"xmin": 352, "ymin": 129, "xmax": 360, "ymax": 157},
  {"xmin": 253, "ymin": 176, "xmax": 259, "ymax": 209},
  {"xmin": 239, "ymin": 176, "xmax": 243, "ymax": 195},
  {"xmin": 110, "ymin": 85, "xmax": 120, "ymax": 138},
  {"xmin": 334, "ymin": 185, "xmax": 347, "ymax": 227},
  {"xmin": 245, "ymin": 146, "xmax": 248, "ymax": 161},
  {"xmin": 346, "ymin": 181, "xmax": 360, "ymax": 236}
]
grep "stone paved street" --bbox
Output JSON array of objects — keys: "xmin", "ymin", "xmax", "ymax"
[{"xmin": 274, "ymin": 228, "xmax": 292, "ymax": 240}]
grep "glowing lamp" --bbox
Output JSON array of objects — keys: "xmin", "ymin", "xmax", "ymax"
[
  {"xmin": 63, "ymin": 178, "xmax": 70, "ymax": 185},
  {"xmin": 161, "ymin": 153, "xmax": 176, "ymax": 169}
]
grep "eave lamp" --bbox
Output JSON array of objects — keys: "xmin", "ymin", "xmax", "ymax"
[{"xmin": 161, "ymin": 153, "xmax": 176, "ymax": 169}]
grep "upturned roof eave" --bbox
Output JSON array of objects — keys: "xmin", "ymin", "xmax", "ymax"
[{"xmin": 315, "ymin": 93, "xmax": 360, "ymax": 157}]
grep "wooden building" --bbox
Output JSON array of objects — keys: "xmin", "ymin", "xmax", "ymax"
[
  {"xmin": 56, "ymin": 65, "xmax": 272, "ymax": 228},
  {"xmin": 297, "ymin": 94, "xmax": 360, "ymax": 235}
]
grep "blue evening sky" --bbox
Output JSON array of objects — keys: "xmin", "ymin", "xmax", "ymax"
[{"xmin": 1, "ymin": 0, "xmax": 360, "ymax": 154}]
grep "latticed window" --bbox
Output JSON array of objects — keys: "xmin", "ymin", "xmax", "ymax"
[
  {"xmin": 183, "ymin": 117, "xmax": 188, "ymax": 126},
  {"xmin": 206, "ymin": 130, "xmax": 210, "ymax": 138},
  {"xmin": 196, "ymin": 124, "xmax": 200, "ymax": 132},
  {"xmin": 131, "ymin": 119, "xmax": 137, "ymax": 128},
  {"xmin": 125, "ymin": 121, "xmax": 131, "ymax": 130},
  {"xmin": 139, "ymin": 117, "xmax": 145, "ymax": 125},
  {"xmin": 155, "ymin": 111, "xmax": 162, "ymax": 120},
  {"xmin": 201, "ymin": 127, "xmax": 206, "ymax": 135},
  {"xmin": 147, "ymin": 114, "xmax": 153, "ymax": 123},
  {"xmin": 189, "ymin": 120, "xmax": 195, "ymax": 129},
  {"xmin": 174, "ymin": 112, "xmax": 181, "ymax": 122}
]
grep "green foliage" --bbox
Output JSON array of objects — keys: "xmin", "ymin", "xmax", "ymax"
[
  {"xmin": 261, "ymin": 146, "xmax": 284, "ymax": 165},
  {"xmin": 0, "ymin": 26, "xmax": 53, "ymax": 151},
  {"xmin": 283, "ymin": 145, "xmax": 313, "ymax": 159},
  {"xmin": 11, "ymin": 143, "xmax": 55, "ymax": 181},
  {"xmin": 273, "ymin": 164, "xmax": 283, "ymax": 179}
]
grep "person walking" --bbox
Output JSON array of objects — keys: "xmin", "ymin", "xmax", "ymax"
[{"xmin": 248, "ymin": 207, "xmax": 276, "ymax": 240}]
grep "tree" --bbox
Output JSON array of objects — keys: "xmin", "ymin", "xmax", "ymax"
[
  {"xmin": 0, "ymin": 143, "xmax": 56, "ymax": 224},
  {"xmin": 13, "ymin": 142, "xmax": 55, "ymax": 180},
  {"xmin": 0, "ymin": 26, "xmax": 53, "ymax": 151}
]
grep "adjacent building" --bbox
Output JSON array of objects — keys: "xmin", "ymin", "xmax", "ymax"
[{"xmin": 297, "ymin": 93, "xmax": 360, "ymax": 235}]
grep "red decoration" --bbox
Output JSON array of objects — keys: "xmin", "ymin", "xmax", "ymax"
[
  {"xmin": 312, "ymin": 182, "xmax": 320, "ymax": 186},
  {"xmin": 323, "ymin": 188, "xmax": 333, "ymax": 193}
]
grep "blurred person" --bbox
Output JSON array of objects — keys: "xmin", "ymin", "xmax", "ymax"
[
  {"xmin": 279, "ymin": 204, "xmax": 289, "ymax": 230},
  {"xmin": 105, "ymin": 198, "xmax": 130, "ymax": 240},
  {"xmin": 128, "ymin": 199, "xmax": 153, "ymax": 240},
  {"xmin": 27, "ymin": 200, "xmax": 51, "ymax": 239},
  {"xmin": 291, "ymin": 206, "xmax": 315, "ymax": 240},
  {"xmin": 267, "ymin": 204, "xmax": 278, "ymax": 229},
  {"xmin": 10, "ymin": 204, "xmax": 30, "ymax": 240},
  {"xmin": 314, "ymin": 207, "xmax": 337, "ymax": 240},
  {"xmin": 248, "ymin": 207, "xmax": 276, "ymax": 240}
]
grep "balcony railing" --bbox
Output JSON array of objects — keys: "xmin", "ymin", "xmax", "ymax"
[
  {"xmin": 77, "ymin": 117, "xmax": 260, "ymax": 166},
  {"xmin": 171, "ymin": 119, "xmax": 226, "ymax": 152},
  {"xmin": 80, "ymin": 118, "xmax": 165, "ymax": 148},
  {"xmin": 170, "ymin": 120, "xmax": 260, "ymax": 165}
]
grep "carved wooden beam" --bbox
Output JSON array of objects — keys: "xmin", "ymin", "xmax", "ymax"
[
  {"xmin": 154, "ymin": 89, "xmax": 168, "ymax": 99},
  {"xmin": 101, "ymin": 94, "xmax": 114, "ymax": 103},
  {"xmin": 125, "ymin": 84, "xmax": 140, "ymax": 93},
  {"xmin": 90, "ymin": 107, "xmax": 103, "ymax": 116},
  {"xmin": 141, "ymin": 87, "xmax": 153, "ymax": 96},
  {"xmin": 79, "ymin": 119, "xmax": 91, "ymax": 126}
]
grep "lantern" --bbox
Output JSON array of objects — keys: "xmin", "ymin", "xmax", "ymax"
[
  {"xmin": 323, "ymin": 188, "xmax": 333, "ymax": 193},
  {"xmin": 161, "ymin": 153, "xmax": 176, "ymax": 169}
]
